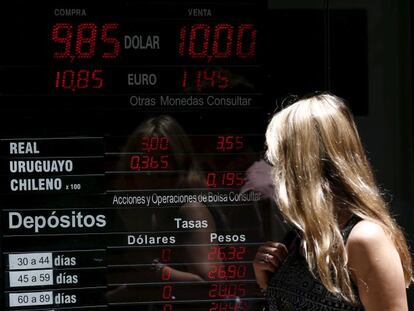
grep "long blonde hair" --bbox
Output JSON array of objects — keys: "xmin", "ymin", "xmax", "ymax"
[{"xmin": 265, "ymin": 93, "xmax": 413, "ymax": 302}]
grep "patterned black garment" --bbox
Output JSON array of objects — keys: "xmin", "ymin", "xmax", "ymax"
[{"xmin": 266, "ymin": 217, "xmax": 364, "ymax": 310}]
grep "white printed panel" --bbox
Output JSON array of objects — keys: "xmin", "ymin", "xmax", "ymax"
[
  {"xmin": 9, "ymin": 291, "xmax": 53, "ymax": 307},
  {"xmin": 9, "ymin": 269, "xmax": 54, "ymax": 287},
  {"xmin": 9, "ymin": 253, "xmax": 53, "ymax": 270}
]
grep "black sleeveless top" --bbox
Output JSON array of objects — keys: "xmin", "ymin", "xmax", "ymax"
[{"xmin": 266, "ymin": 217, "xmax": 364, "ymax": 310}]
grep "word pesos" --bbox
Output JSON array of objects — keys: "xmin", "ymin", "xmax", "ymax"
[{"xmin": 8, "ymin": 211, "xmax": 107, "ymax": 233}]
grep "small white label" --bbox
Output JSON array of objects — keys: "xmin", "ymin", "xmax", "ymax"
[
  {"xmin": 9, "ymin": 269, "xmax": 54, "ymax": 287},
  {"xmin": 9, "ymin": 253, "xmax": 53, "ymax": 270},
  {"xmin": 9, "ymin": 291, "xmax": 53, "ymax": 307}
]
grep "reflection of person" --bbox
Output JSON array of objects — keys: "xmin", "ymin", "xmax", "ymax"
[
  {"xmin": 116, "ymin": 115, "xmax": 220, "ymax": 281},
  {"xmin": 241, "ymin": 159, "xmax": 274, "ymax": 200},
  {"xmin": 117, "ymin": 114, "xmax": 205, "ymax": 190},
  {"xmin": 253, "ymin": 93, "xmax": 413, "ymax": 310}
]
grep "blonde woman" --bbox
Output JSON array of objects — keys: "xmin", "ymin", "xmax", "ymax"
[{"xmin": 253, "ymin": 93, "xmax": 413, "ymax": 310}]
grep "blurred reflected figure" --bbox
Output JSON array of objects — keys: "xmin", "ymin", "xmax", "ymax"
[{"xmin": 114, "ymin": 115, "xmax": 223, "ymax": 282}]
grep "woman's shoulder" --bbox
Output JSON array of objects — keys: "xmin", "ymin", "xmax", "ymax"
[
  {"xmin": 348, "ymin": 219, "xmax": 386, "ymax": 241},
  {"xmin": 345, "ymin": 220, "xmax": 408, "ymax": 309},
  {"xmin": 346, "ymin": 219, "xmax": 401, "ymax": 280},
  {"xmin": 346, "ymin": 219, "xmax": 395, "ymax": 263},
  {"xmin": 346, "ymin": 219, "xmax": 390, "ymax": 250}
]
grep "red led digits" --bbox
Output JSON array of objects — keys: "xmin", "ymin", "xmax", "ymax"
[
  {"xmin": 141, "ymin": 136, "xmax": 169, "ymax": 153},
  {"xmin": 227, "ymin": 264, "xmax": 247, "ymax": 279},
  {"xmin": 181, "ymin": 68, "xmax": 188, "ymax": 89},
  {"xmin": 101, "ymin": 23, "xmax": 121, "ymax": 58},
  {"xmin": 77, "ymin": 70, "xmax": 90, "ymax": 88},
  {"xmin": 208, "ymin": 265, "xmax": 228, "ymax": 280},
  {"xmin": 206, "ymin": 172, "xmax": 245, "ymax": 188},
  {"xmin": 236, "ymin": 24, "xmax": 257, "ymax": 58},
  {"xmin": 163, "ymin": 305, "xmax": 173, "ymax": 311},
  {"xmin": 161, "ymin": 285, "xmax": 174, "ymax": 311},
  {"xmin": 178, "ymin": 26, "xmax": 187, "ymax": 56},
  {"xmin": 52, "ymin": 23, "xmax": 73, "ymax": 59},
  {"xmin": 55, "ymin": 69, "xmax": 103, "ymax": 91},
  {"xmin": 207, "ymin": 246, "xmax": 247, "ymax": 261},
  {"xmin": 229, "ymin": 246, "xmax": 246, "ymax": 261},
  {"xmin": 52, "ymin": 23, "xmax": 119, "ymax": 91},
  {"xmin": 52, "ymin": 23, "xmax": 120, "ymax": 59},
  {"xmin": 208, "ymin": 246, "xmax": 226, "ymax": 261},
  {"xmin": 208, "ymin": 284, "xmax": 246, "ymax": 298},
  {"xmin": 212, "ymin": 24, "xmax": 233, "ymax": 58},
  {"xmin": 181, "ymin": 69, "xmax": 229, "ymax": 91},
  {"xmin": 189, "ymin": 24, "xmax": 210, "ymax": 58},
  {"xmin": 162, "ymin": 285, "xmax": 173, "ymax": 300},
  {"xmin": 161, "ymin": 268, "xmax": 172, "ymax": 281},
  {"xmin": 208, "ymin": 264, "xmax": 247, "ymax": 280},
  {"xmin": 216, "ymin": 136, "xmax": 244, "ymax": 151},
  {"xmin": 160, "ymin": 248, "xmax": 173, "ymax": 311},
  {"xmin": 178, "ymin": 23, "xmax": 257, "ymax": 60},
  {"xmin": 129, "ymin": 155, "xmax": 169, "ymax": 171},
  {"xmin": 160, "ymin": 248, "xmax": 172, "ymax": 263},
  {"xmin": 128, "ymin": 137, "xmax": 170, "ymax": 171},
  {"xmin": 91, "ymin": 70, "xmax": 104, "ymax": 88},
  {"xmin": 209, "ymin": 302, "xmax": 248, "ymax": 311},
  {"xmin": 198, "ymin": 69, "xmax": 229, "ymax": 90},
  {"xmin": 75, "ymin": 23, "xmax": 97, "ymax": 58}
]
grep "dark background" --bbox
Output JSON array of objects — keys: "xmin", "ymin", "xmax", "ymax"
[
  {"xmin": 266, "ymin": 0, "xmax": 413, "ymax": 307},
  {"xmin": 267, "ymin": 0, "xmax": 414, "ymax": 306}
]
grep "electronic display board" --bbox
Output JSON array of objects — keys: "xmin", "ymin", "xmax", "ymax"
[{"xmin": 0, "ymin": 1, "xmax": 368, "ymax": 310}]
